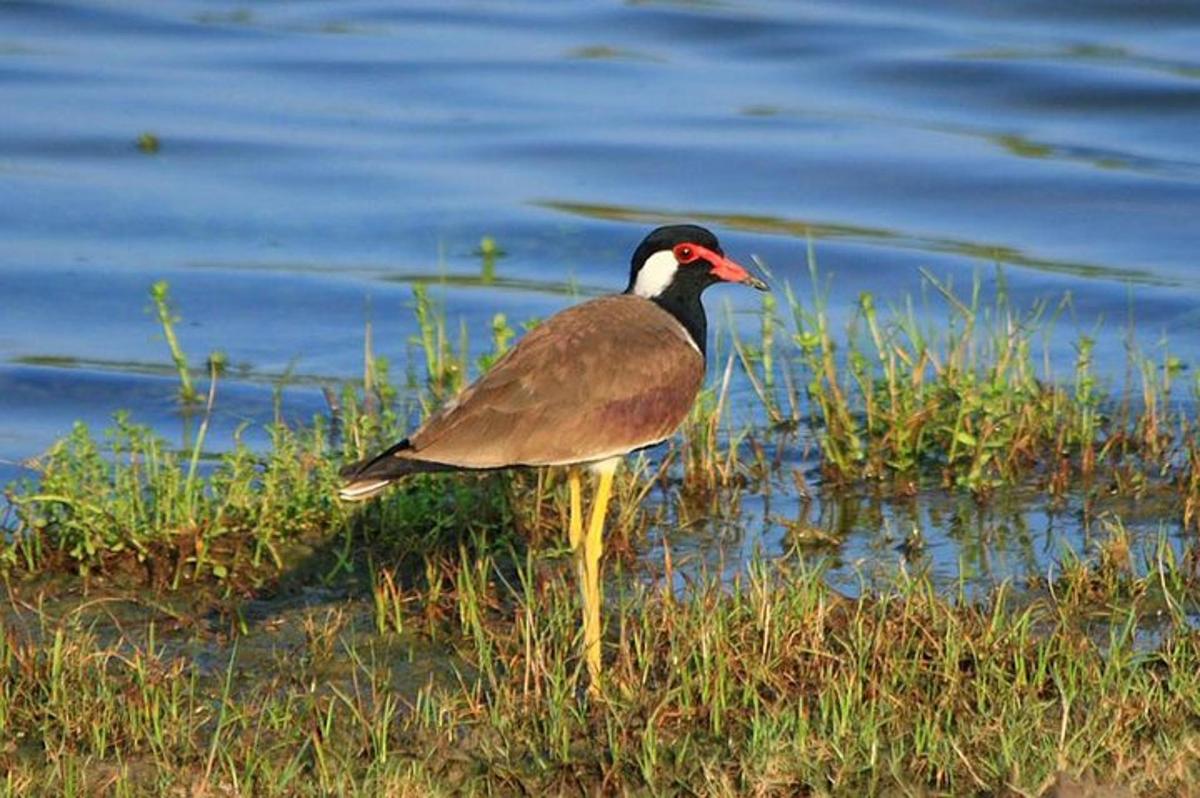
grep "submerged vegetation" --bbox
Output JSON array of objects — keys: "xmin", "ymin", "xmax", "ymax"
[{"xmin": 2, "ymin": 264, "xmax": 1200, "ymax": 794}]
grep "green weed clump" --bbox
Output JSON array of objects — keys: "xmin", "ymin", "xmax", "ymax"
[
  {"xmin": 3, "ymin": 416, "xmax": 343, "ymax": 583},
  {"xmin": 763, "ymin": 260, "xmax": 1199, "ymax": 510}
]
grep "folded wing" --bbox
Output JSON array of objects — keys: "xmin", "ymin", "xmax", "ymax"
[{"xmin": 406, "ymin": 294, "xmax": 705, "ymax": 468}]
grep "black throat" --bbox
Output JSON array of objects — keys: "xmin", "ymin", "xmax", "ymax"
[
  {"xmin": 624, "ymin": 225, "xmax": 726, "ymax": 359},
  {"xmin": 645, "ymin": 276, "xmax": 710, "ymax": 358}
]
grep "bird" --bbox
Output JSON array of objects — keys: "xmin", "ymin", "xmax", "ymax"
[{"xmin": 339, "ymin": 224, "xmax": 767, "ymax": 689}]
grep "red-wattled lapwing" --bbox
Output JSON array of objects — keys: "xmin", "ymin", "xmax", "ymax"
[{"xmin": 339, "ymin": 224, "xmax": 767, "ymax": 687}]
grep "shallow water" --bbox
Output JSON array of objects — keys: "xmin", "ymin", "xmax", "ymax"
[{"xmin": 3, "ymin": 0, "xmax": 1199, "ymax": 592}]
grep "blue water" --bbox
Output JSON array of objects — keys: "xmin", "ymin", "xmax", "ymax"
[{"xmin": 3, "ymin": 0, "xmax": 1199, "ymax": 590}]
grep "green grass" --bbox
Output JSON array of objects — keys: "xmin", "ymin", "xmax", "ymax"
[
  {"xmin": 773, "ymin": 259, "xmax": 1198, "ymax": 503},
  {"xmin": 3, "ymin": 415, "xmax": 343, "ymax": 583},
  {"xmin": 0, "ymin": 542, "xmax": 1197, "ymax": 795},
  {"xmin": 3, "ymin": 268, "xmax": 1200, "ymax": 794}
]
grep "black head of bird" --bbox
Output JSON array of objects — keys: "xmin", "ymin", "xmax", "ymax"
[
  {"xmin": 626, "ymin": 224, "xmax": 768, "ymax": 300},
  {"xmin": 624, "ymin": 224, "xmax": 767, "ymax": 358}
]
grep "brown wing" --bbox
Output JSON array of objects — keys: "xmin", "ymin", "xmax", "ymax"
[{"xmin": 404, "ymin": 294, "xmax": 704, "ymax": 468}]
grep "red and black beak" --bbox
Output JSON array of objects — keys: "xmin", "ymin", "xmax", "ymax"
[{"xmin": 692, "ymin": 245, "xmax": 769, "ymax": 291}]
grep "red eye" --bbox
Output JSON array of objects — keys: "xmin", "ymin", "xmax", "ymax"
[{"xmin": 675, "ymin": 245, "xmax": 695, "ymax": 262}]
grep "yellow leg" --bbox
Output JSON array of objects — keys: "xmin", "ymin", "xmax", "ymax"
[
  {"xmin": 567, "ymin": 467, "xmax": 583, "ymax": 552},
  {"xmin": 581, "ymin": 459, "xmax": 616, "ymax": 691},
  {"xmin": 567, "ymin": 467, "xmax": 588, "ymax": 657}
]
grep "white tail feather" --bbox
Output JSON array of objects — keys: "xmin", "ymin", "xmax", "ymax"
[{"xmin": 338, "ymin": 479, "xmax": 393, "ymax": 502}]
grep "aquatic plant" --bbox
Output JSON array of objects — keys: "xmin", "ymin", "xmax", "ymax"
[{"xmin": 149, "ymin": 280, "xmax": 197, "ymax": 404}]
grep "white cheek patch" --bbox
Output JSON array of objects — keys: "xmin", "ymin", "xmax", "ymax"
[{"xmin": 633, "ymin": 250, "xmax": 679, "ymax": 298}]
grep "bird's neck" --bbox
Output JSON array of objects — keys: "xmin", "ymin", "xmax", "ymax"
[{"xmin": 652, "ymin": 290, "xmax": 707, "ymax": 357}]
